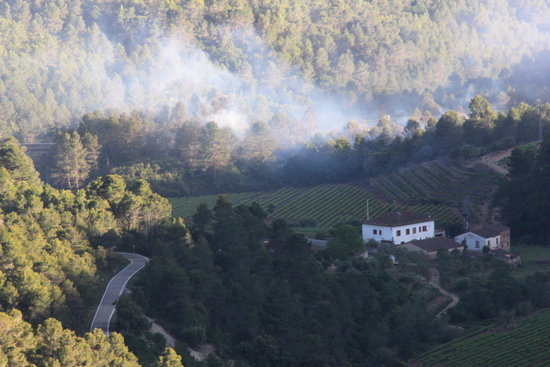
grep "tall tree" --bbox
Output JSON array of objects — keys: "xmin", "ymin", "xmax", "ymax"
[
  {"xmin": 464, "ymin": 96, "xmax": 497, "ymax": 145},
  {"xmin": 241, "ymin": 121, "xmax": 277, "ymax": 163},
  {"xmin": 197, "ymin": 121, "xmax": 233, "ymax": 172},
  {"xmin": 174, "ymin": 120, "xmax": 201, "ymax": 170},
  {"xmin": 82, "ymin": 131, "xmax": 101, "ymax": 171},
  {"xmin": 51, "ymin": 131, "xmax": 90, "ymax": 189}
]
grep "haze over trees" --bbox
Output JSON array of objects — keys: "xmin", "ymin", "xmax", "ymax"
[
  {"xmin": 1, "ymin": 0, "xmax": 550, "ymax": 366},
  {"xmin": 1, "ymin": 0, "xmax": 550, "ymax": 141},
  {"xmin": 35, "ymin": 97, "xmax": 549, "ymax": 197}
]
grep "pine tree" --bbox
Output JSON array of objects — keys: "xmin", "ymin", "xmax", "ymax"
[
  {"xmin": 82, "ymin": 132, "xmax": 101, "ymax": 171},
  {"xmin": 0, "ymin": 137, "xmax": 41, "ymax": 185},
  {"xmin": 242, "ymin": 121, "xmax": 277, "ymax": 163},
  {"xmin": 51, "ymin": 131, "xmax": 90, "ymax": 189},
  {"xmin": 197, "ymin": 122, "xmax": 233, "ymax": 172},
  {"xmin": 156, "ymin": 348, "xmax": 185, "ymax": 367}
]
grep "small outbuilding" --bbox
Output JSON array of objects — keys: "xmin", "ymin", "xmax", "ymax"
[
  {"xmin": 404, "ymin": 237, "xmax": 464, "ymax": 258},
  {"xmin": 454, "ymin": 223, "xmax": 510, "ymax": 252}
]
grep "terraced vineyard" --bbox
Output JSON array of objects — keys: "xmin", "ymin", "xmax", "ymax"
[
  {"xmin": 169, "ymin": 184, "xmax": 461, "ymax": 229},
  {"xmin": 412, "ymin": 308, "xmax": 550, "ymax": 367},
  {"xmin": 371, "ymin": 161, "xmax": 496, "ymax": 205},
  {"xmin": 370, "ymin": 161, "xmax": 497, "ymax": 220}
]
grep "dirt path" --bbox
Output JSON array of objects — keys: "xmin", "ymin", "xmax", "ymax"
[
  {"xmin": 475, "ymin": 149, "xmax": 513, "ymax": 175},
  {"xmin": 146, "ymin": 316, "xmax": 176, "ymax": 348},
  {"xmin": 145, "ymin": 317, "xmax": 215, "ymax": 361},
  {"xmin": 428, "ymin": 268, "xmax": 460, "ymax": 319}
]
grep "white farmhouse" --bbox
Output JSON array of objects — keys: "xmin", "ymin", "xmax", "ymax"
[
  {"xmin": 362, "ymin": 210, "xmax": 435, "ymax": 244},
  {"xmin": 454, "ymin": 224, "xmax": 510, "ymax": 252}
]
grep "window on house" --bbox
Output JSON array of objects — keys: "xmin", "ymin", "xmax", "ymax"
[
  {"xmin": 406, "ymin": 228, "xmax": 410, "ymax": 235},
  {"xmin": 423, "ymin": 226, "xmax": 427, "ymax": 232},
  {"xmin": 496, "ymin": 238, "xmax": 499, "ymax": 244},
  {"xmin": 396, "ymin": 230, "xmax": 401, "ymax": 236},
  {"xmin": 373, "ymin": 229, "xmax": 377, "ymax": 235},
  {"xmin": 476, "ymin": 241, "xmax": 480, "ymax": 248},
  {"xmin": 413, "ymin": 227, "xmax": 417, "ymax": 234}
]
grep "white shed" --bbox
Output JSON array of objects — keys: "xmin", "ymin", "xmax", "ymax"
[{"xmin": 454, "ymin": 224, "xmax": 510, "ymax": 252}]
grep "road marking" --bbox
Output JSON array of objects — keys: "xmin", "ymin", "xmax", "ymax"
[{"xmin": 90, "ymin": 252, "xmax": 149, "ymax": 335}]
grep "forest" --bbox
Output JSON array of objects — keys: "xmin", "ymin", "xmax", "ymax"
[
  {"xmin": 119, "ymin": 198, "xmax": 453, "ymax": 366},
  {"xmin": 0, "ymin": 138, "xmax": 180, "ymax": 365},
  {"xmin": 37, "ymin": 96, "xmax": 550, "ymax": 199},
  {"xmin": 1, "ymin": 0, "xmax": 550, "ymax": 366},
  {"xmin": 1, "ymin": 0, "xmax": 550, "ymax": 142}
]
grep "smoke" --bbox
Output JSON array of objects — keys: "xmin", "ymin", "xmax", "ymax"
[
  {"xmin": 58, "ymin": 26, "xmax": 367, "ymax": 143},
  {"xmin": 18, "ymin": 1, "xmax": 550, "ymax": 143}
]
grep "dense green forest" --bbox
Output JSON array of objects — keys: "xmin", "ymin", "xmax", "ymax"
[
  {"xmin": 118, "ymin": 193, "xmax": 550, "ymax": 366},
  {"xmin": 1, "ymin": 0, "xmax": 550, "ymax": 141},
  {"xmin": 38, "ymin": 97, "xmax": 550, "ymax": 196},
  {"xmin": 2, "ymin": 0, "xmax": 550, "ymax": 366},
  {"xmin": 495, "ymin": 135, "xmax": 550, "ymax": 244},
  {"xmin": 122, "ymin": 197, "xmax": 452, "ymax": 367},
  {"xmin": 0, "ymin": 138, "xmax": 180, "ymax": 365}
]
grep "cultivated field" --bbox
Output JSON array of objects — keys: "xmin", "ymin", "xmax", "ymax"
[
  {"xmin": 370, "ymin": 161, "xmax": 497, "ymax": 221},
  {"xmin": 169, "ymin": 184, "xmax": 461, "ymax": 229},
  {"xmin": 411, "ymin": 308, "xmax": 550, "ymax": 367}
]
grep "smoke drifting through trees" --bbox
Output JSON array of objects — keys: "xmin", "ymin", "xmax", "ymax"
[
  {"xmin": 74, "ymin": 28, "xmax": 366, "ymax": 143},
  {"xmin": 2, "ymin": 0, "xmax": 550, "ymax": 143}
]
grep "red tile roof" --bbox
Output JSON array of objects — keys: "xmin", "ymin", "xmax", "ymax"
[
  {"xmin": 363, "ymin": 210, "xmax": 433, "ymax": 227},
  {"xmin": 471, "ymin": 223, "xmax": 509, "ymax": 238}
]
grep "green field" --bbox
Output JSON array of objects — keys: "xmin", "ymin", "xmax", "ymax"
[
  {"xmin": 411, "ymin": 308, "xmax": 550, "ymax": 367},
  {"xmin": 169, "ymin": 183, "xmax": 461, "ymax": 229}
]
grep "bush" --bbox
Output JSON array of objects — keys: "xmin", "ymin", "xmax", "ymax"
[
  {"xmin": 298, "ymin": 216, "xmax": 317, "ymax": 227},
  {"xmin": 183, "ymin": 326, "xmax": 207, "ymax": 347},
  {"xmin": 516, "ymin": 301, "xmax": 533, "ymax": 317}
]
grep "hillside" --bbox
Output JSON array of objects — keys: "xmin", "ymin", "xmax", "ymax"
[
  {"xmin": 169, "ymin": 160, "xmax": 500, "ymax": 230},
  {"xmin": 170, "ymin": 183, "xmax": 461, "ymax": 230},
  {"xmin": 370, "ymin": 160, "xmax": 498, "ymax": 223},
  {"xmin": 2, "ymin": 0, "xmax": 550, "ymax": 140},
  {"xmin": 411, "ymin": 308, "xmax": 550, "ymax": 366},
  {"xmin": 0, "ymin": 138, "xmax": 177, "ymax": 366}
]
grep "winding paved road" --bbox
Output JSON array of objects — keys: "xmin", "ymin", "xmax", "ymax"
[{"xmin": 90, "ymin": 252, "xmax": 149, "ymax": 335}]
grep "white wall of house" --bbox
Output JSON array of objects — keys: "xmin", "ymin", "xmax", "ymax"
[
  {"xmin": 454, "ymin": 232, "xmax": 502, "ymax": 251},
  {"xmin": 362, "ymin": 224, "xmax": 393, "ymax": 243},
  {"xmin": 362, "ymin": 221, "xmax": 434, "ymax": 244},
  {"xmin": 486, "ymin": 235, "xmax": 501, "ymax": 250}
]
